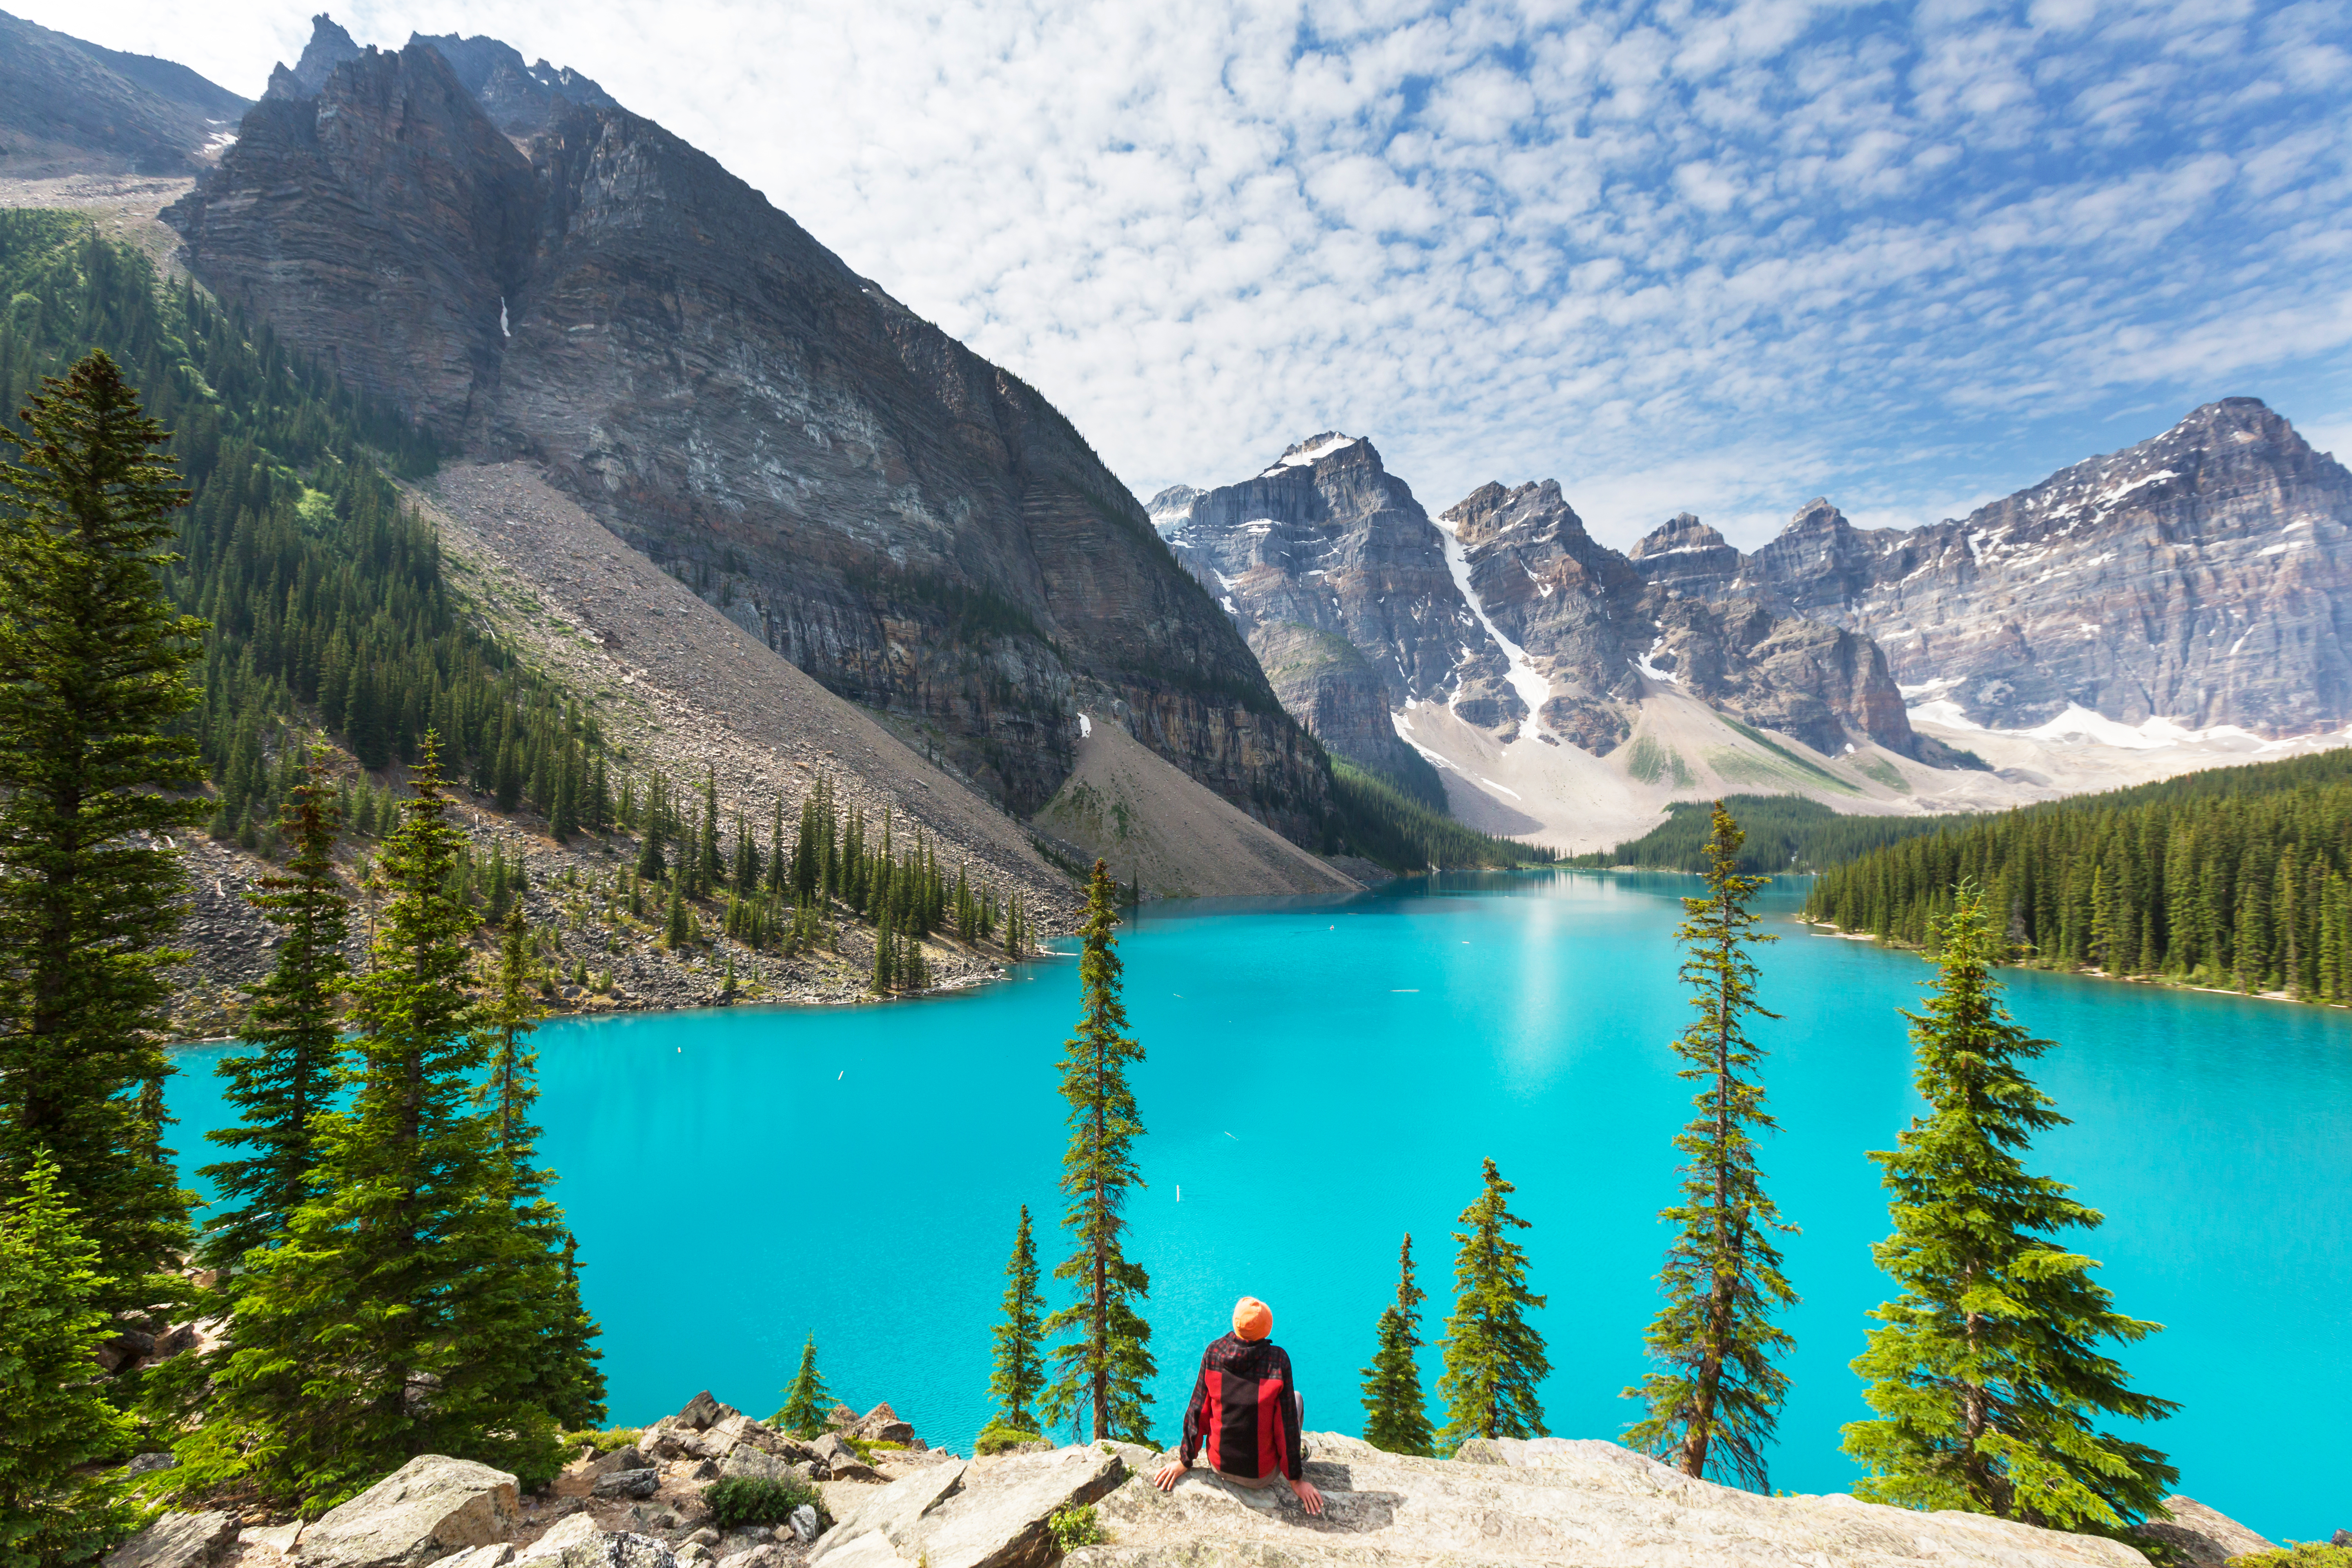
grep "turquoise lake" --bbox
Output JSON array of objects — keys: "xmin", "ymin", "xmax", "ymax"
[{"xmin": 165, "ymin": 872, "xmax": 2350, "ymax": 1541}]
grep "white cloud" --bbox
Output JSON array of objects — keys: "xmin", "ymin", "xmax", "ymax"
[{"xmin": 16, "ymin": 0, "xmax": 2352, "ymax": 552}]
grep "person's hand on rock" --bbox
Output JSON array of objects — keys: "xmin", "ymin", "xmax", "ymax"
[
  {"xmin": 1152, "ymin": 1459, "xmax": 1187, "ymax": 1492},
  {"xmin": 1290, "ymin": 1477, "xmax": 1324, "ymax": 1516}
]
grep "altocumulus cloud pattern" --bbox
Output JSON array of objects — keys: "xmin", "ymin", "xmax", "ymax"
[{"xmin": 67, "ymin": 0, "xmax": 2352, "ymax": 543}]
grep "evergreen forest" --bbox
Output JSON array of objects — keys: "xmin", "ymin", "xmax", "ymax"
[
  {"xmin": 1802, "ymin": 750, "xmax": 2352, "ymax": 1000},
  {"xmin": 1572, "ymin": 795, "xmax": 1972, "ymax": 874}
]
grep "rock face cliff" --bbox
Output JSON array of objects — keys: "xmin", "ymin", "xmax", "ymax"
[
  {"xmin": 1156, "ymin": 438, "xmax": 1936, "ymax": 788},
  {"xmin": 0, "ymin": 8, "xmax": 248, "ymax": 177},
  {"xmin": 162, "ymin": 21, "xmax": 1330, "ymax": 840},
  {"xmin": 1154, "ymin": 435, "xmax": 1467, "ymax": 796},
  {"xmin": 1726, "ymin": 400, "xmax": 2352, "ymax": 737}
]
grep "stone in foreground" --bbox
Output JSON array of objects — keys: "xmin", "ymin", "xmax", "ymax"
[
  {"xmin": 302, "ymin": 1456, "xmax": 521, "ymax": 1568},
  {"xmin": 1070, "ymin": 1435, "xmax": 2153, "ymax": 1567},
  {"xmin": 103, "ymin": 1510, "xmax": 238, "ymax": 1568},
  {"xmin": 2135, "ymin": 1497, "xmax": 2277, "ymax": 1566},
  {"xmin": 809, "ymin": 1446, "xmax": 1125, "ymax": 1568}
]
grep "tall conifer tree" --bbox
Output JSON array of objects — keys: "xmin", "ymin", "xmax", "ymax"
[
  {"xmin": 0, "ymin": 1155, "xmax": 138, "ymax": 1568},
  {"xmin": 1437, "ymin": 1158, "xmax": 1548, "ymax": 1448},
  {"xmin": 175, "ymin": 740, "xmax": 559, "ymax": 1507},
  {"xmin": 989, "ymin": 1205, "xmax": 1047, "ymax": 1432},
  {"xmin": 1843, "ymin": 882, "xmax": 2178, "ymax": 1533},
  {"xmin": 1359, "ymin": 1234, "xmax": 1435, "ymax": 1456},
  {"xmin": 468, "ymin": 906, "xmax": 605, "ymax": 1430},
  {"xmin": 1041, "ymin": 860, "xmax": 1155, "ymax": 1443},
  {"xmin": 0, "ymin": 350, "xmax": 203, "ymax": 1314},
  {"xmin": 200, "ymin": 749, "xmax": 349, "ymax": 1276},
  {"xmin": 1624, "ymin": 803, "xmax": 1798, "ymax": 1490}
]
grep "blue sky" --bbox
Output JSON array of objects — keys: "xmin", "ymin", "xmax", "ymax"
[{"xmin": 25, "ymin": 0, "xmax": 2352, "ymax": 547}]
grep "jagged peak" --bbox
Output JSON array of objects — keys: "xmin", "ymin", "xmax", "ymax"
[
  {"xmin": 1258, "ymin": 432, "xmax": 1364, "ymax": 478},
  {"xmin": 1779, "ymin": 497, "xmax": 1852, "ymax": 537},
  {"xmin": 408, "ymin": 30, "xmax": 621, "ymax": 114},
  {"xmin": 1629, "ymin": 511, "xmax": 1729, "ymax": 559},
  {"xmin": 1442, "ymin": 479, "xmax": 1580, "ymax": 535},
  {"xmin": 265, "ymin": 13, "xmax": 363, "ymax": 100}
]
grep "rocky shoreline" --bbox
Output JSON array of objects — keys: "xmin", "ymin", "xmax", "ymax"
[{"xmin": 108, "ymin": 1391, "xmax": 2306, "ymax": 1568}]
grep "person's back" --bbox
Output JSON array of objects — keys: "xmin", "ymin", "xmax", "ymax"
[{"xmin": 1154, "ymin": 1296, "xmax": 1324, "ymax": 1515}]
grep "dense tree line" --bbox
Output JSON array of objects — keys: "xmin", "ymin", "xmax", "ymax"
[
  {"xmin": 1572, "ymin": 794, "xmax": 1973, "ymax": 874},
  {"xmin": 0, "ymin": 213, "xmax": 605, "ymax": 852},
  {"xmin": 1803, "ymin": 751, "xmax": 2352, "ymax": 998},
  {"xmin": 1329, "ymin": 760, "xmax": 1556, "ymax": 870}
]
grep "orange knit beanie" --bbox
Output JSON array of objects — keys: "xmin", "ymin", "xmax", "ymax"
[{"xmin": 1232, "ymin": 1296, "xmax": 1272, "ymax": 1341}]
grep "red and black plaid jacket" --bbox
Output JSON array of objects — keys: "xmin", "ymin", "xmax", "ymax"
[{"xmin": 1178, "ymin": 1332, "xmax": 1303, "ymax": 1481}]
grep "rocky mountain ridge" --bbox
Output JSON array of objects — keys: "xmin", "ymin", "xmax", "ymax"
[
  {"xmin": 1703, "ymin": 399, "xmax": 2352, "ymax": 738},
  {"xmin": 1152, "ymin": 436, "xmax": 1951, "ymax": 833},
  {"xmin": 162, "ymin": 17, "xmax": 1332, "ymax": 846},
  {"xmin": 0, "ymin": 7, "xmax": 248, "ymax": 177}
]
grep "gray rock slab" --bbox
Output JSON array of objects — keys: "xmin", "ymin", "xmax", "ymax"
[
  {"xmin": 554, "ymin": 1533, "xmax": 674, "ymax": 1568},
  {"xmin": 1072, "ymin": 1432, "xmax": 2154, "ymax": 1568},
  {"xmin": 303, "ymin": 1456, "xmax": 521, "ymax": 1568},
  {"xmin": 103, "ymin": 1510, "xmax": 238, "ymax": 1568},
  {"xmin": 581, "ymin": 1448, "xmax": 647, "ymax": 1480},
  {"xmin": 590, "ymin": 1470, "xmax": 659, "ymax": 1500},
  {"xmin": 423, "ymin": 1547, "xmax": 514, "ymax": 1568},
  {"xmin": 511, "ymin": 1515, "xmax": 601, "ymax": 1566},
  {"xmin": 812, "ymin": 1447, "xmax": 1123, "ymax": 1568},
  {"xmin": 2136, "ymin": 1497, "xmax": 2278, "ymax": 1567},
  {"xmin": 239, "ymin": 1523, "xmax": 303, "ymax": 1561},
  {"xmin": 673, "ymin": 1392, "xmax": 722, "ymax": 1431}
]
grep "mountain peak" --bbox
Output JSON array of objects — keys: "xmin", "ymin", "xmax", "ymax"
[
  {"xmin": 408, "ymin": 30, "xmax": 621, "ymax": 132},
  {"xmin": 1628, "ymin": 511, "xmax": 1727, "ymax": 559},
  {"xmin": 1258, "ymin": 432, "xmax": 1364, "ymax": 478},
  {"xmin": 265, "ymin": 13, "xmax": 362, "ymax": 99}
]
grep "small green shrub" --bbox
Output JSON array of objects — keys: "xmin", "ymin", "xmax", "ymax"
[
  {"xmin": 974, "ymin": 1420, "xmax": 1042, "ymax": 1457},
  {"xmin": 1047, "ymin": 1504, "xmax": 1104, "ymax": 1550},
  {"xmin": 2228, "ymin": 1547, "xmax": 2352, "ymax": 1568},
  {"xmin": 560, "ymin": 1428, "xmax": 642, "ymax": 1455},
  {"xmin": 703, "ymin": 1474, "xmax": 822, "ymax": 1530}
]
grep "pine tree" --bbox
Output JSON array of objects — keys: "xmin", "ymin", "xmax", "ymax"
[
  {"xmin": 1624, "ymin": 803, "xmax": 1798, "ymax": 1490},
  {"xmin": 774, "ymin": 1334, "xmax": 833, "ymax": 1437},
  {"xmin": 701, "ymin": 764, "xmax": 722, "ymax": 884},
  {"xmin": 989, "ymin": 1205, "xmax": 1047, "ymax": 1432},
  {"xmin": 664, "ymin": 878, "xmax": 691, "ymax": 949},
  {"xmin": 1359, "ymin": 1234, "xmax": 1435, "ymax": 1456},
  {"xmin": 0, "ymin": 1154, "xmax": 139, "ymax": 1568},
  {"xmin": 1437, "ymin": 1158, "xmax": 1548, "ymax": 1448},
  {"xmin": 173, "ymin": 739, "xmax": 559, "ymax": 1508},
  {"xmin": 1843, "ymin": 882, "xmax": 2178, "ymax": 1533},
  {"xmin": 0, "ymin": 349, "xmax": 205, "ymax": 1317},
  {"xmin": 470, "ymin": 906, "xmax": 606, "ymax": 1431},
  {"xmin": 1041, "ymin": 860, "xmax": 1155, "ymax": 1443},
  {"xmin": 200, "ymin": 748, "xmax": 349, "ymax": 1276}
]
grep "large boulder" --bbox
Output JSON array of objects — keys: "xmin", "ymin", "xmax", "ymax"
[
  {"xmin": 552, "ymin": 1533, "xmax": 674, "ymax": 1568},
  {"xmin": 2136, "ymin": 1497, "xmax": 2277, "ymax": 1566},
  {"xmin": 810, "ymin": 1446, "xmax": 1125, "ymax": 1568},
  {"xmin": 302, "ymin": 1456, "xmax": 521, "ymax": 1568},
  {"xmin": 589, "ymin": 1469, "xmax": 659, "ymax": 1501},
  {"xmin": 512, "ymin": 1515, "xmax": 601, "ymax": 1566},
  {"xmin": 579, "ymin": 1447, "xmax": 646, "ymax": 1480},
  {"xmin": 1072, "ymin": 1434, "xmax": 2155, "ymax": 1567},
  {"xmin": 851, "ymin": 1405, "xmax": 918, "ymax": 1449},
  {"xmin": 672, "ymin": 1393, "xmax": 722, "ymax": 1432},
  {"xmin": 103, "ymin": 1511, "xmax": 238, "ymax": 1568}
]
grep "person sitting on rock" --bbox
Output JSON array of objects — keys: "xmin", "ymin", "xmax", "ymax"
[{"xmin": 1153, "ymin": 1296, "xmax": 1324, "ymax": 1515}]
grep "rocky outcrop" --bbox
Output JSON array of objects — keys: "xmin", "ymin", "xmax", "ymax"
[
  {"xmin": 102, "ymin": 1512, "xmax": 238, "ymax": 1568},
  {"xmin": 1077, "ymin": 1434, "xmax": 2152, "ymax": 1567},
  {"xmin": 1248, "ymin": 622, "xmax": 1440, "ymax": 802},
  {"xmin": 163, "ymin": 20, "xmax": 1330, "ymax": 844},
  {"xmin": 1726, "ymin": 400, "xmax": 2352, "ymax": 736},
  {"xmin": 2134, "ymin": 1495, "xmax": 2277, "ymax": 1566},
  {"xmin": 808, "ymin": 1446, "xmax": 1127, "ymax": 1568},
  {"xmin": 0, "ymin": 11, "xmax": 247, "ymax": 178},
  {"xmin": 301, "ymin": 1455, "xmax": 521, "ymax": 1568}
]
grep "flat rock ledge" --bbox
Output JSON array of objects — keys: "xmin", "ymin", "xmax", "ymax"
[{"xmin": 1071, "ymin": 1434, "xmax": 2158, "ymax": 1568}]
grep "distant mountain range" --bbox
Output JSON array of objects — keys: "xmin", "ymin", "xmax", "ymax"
[{"xmin": 1153, "ymin": 402, "xmax": 2352, "ymax": 845}]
